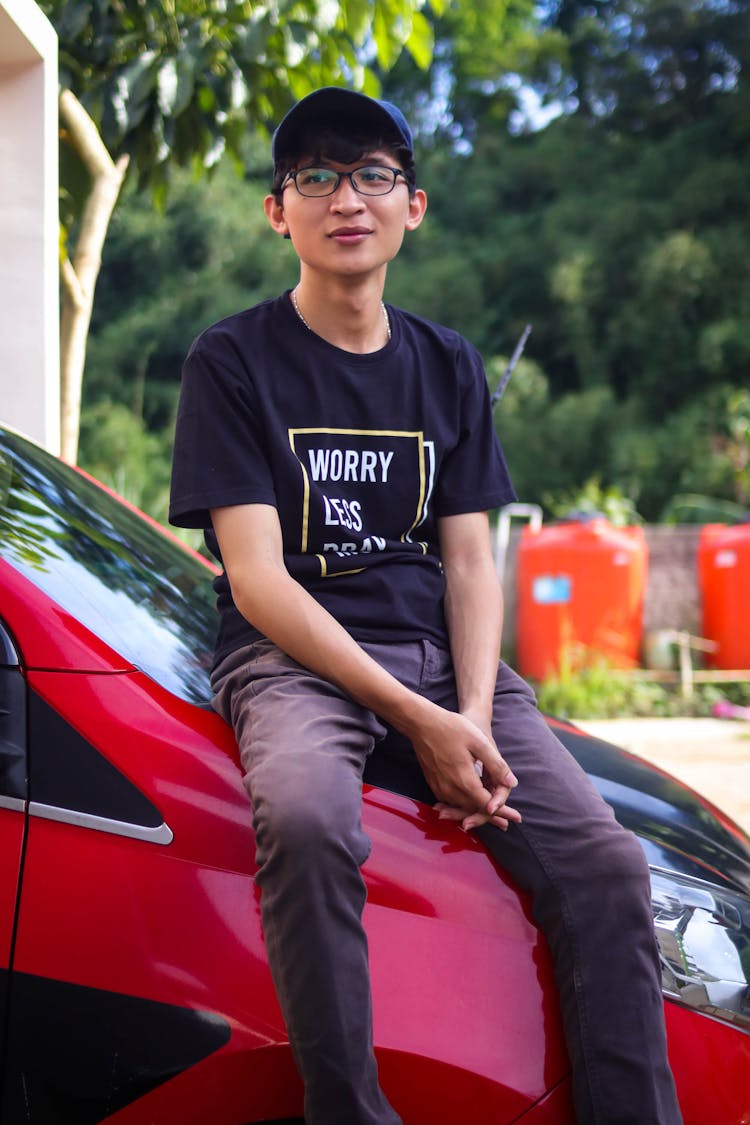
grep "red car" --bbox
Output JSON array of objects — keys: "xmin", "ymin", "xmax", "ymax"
[{"xmin": 1, "ymin": 422, "xmax": 749, "ymax": 1124}]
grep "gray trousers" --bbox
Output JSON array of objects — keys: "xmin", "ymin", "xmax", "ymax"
[{"xmin": 212, "ymin": 638, "xmax": 682, "ymax": 1125}]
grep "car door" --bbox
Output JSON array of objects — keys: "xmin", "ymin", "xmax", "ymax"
[{"xmin": 0, "ymin": 620, "xmax": 27, "ymax": 1073}]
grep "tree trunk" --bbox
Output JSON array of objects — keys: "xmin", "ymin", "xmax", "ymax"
[{"xmin": 59, "ymin": 89, "xmax": 129, "ymax": 464}]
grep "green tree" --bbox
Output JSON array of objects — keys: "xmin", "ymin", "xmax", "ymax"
[
  {"xmin": 83, "ymin": 159, "xmax": 298, "ymax": 431},
  {"xmin": 77, "ymin": 0, "xmax": 750, "ymax": 527},
  {"xmin": 79, "ymin": 402, "xmax": 173, "ymax": 520},
  {"xmin": 377, "ymin": 0, "xmax": 565, "ymax": 145},
  {"xmin": 537, "ymin": 0, "xmax": 749, "ymax": 133},
  {"xmin": 40, "ymin": 0, "xmax": 439, "ymax": 463}
]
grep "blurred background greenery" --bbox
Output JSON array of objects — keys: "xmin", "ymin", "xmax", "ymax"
[{"xmin": 44, "ymin": 0, "xmax": 749, "ymax": 538}]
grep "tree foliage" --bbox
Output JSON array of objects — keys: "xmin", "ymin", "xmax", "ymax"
[
  {"xmin": 76, "ymin": 0, "xmax": 750, "ymax": 525},
  {"xmin": 45, "ymin": 0, "xmax": 439, "ymax": 210},
  {"xmin": 538, "ymin": 0, "xmax": 750, "ymax": 133},
  {"xmin": 40, "ymin": 0, "xmax": 439, "ymax": 462}
]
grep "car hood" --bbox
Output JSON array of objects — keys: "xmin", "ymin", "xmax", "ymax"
[{"xmin": 551, "ymin": 720, "xmax": 750, "ymax": 896}]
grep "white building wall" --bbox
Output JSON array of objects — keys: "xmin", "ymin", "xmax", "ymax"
[{"xmin": 0, "ymin": 0, "xmax": 59, "ymax": 453}]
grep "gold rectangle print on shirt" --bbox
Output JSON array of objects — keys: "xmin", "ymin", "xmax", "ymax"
[{"xmin": 288, "ymin": 428, "xmax": 436, "ymax": 576}]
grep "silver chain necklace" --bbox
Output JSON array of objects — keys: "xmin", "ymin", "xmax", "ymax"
[{"xmin": 291, "ymin": 287, "xmax": 391, "ymax": 342}]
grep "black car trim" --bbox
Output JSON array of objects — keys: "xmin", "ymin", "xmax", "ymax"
[
  {"xmin": 28, "ymin": 802, "xmax": 174, "ymax": 844},
  {"xmin": 29, "ymin": 690, "xmax": 171, "ymax": 840},
  {"xmin": 1, "ymin": 969, "xmax": 232, "ymax": 1123},
  {"xmin": 0, "ymin": 622, "xmax": 19, "ymax": 668},
  {"xmin": 1, "ymin": 656, "xmax": 27, "ymax": 802}
]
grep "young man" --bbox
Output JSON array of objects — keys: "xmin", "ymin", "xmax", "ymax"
[{"xmin": 169, "ymin": 86, "xmax": 682, "ymax": 1125}]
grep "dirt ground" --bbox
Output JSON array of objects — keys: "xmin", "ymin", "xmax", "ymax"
[{"xmin": 575, "ymin": 717, "xmax": 750, "ymax": 836}]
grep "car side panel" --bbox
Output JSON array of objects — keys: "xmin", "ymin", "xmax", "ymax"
[
  {"xmin": 664, "ymin": 1001, "xmax": 750, "ymax": 1125},
  {"xmin": 100, "ymin": 1045, "xmax": 305, "ymax": 1125},
  {"xmin": 1, "ymin": 971, "xmax": 233, "ymax": 1123},
  {"xmin": 25, "ymin": 669, "xmax": 252, "ymax": 873},
  {"xmin": 0, "ymin": 662, "xmax": 25, "ymax": 967},
  {"xmin": 0, "ymin": 640, "xmax": 27, "ymax": 1061},
  {"xmin": 514, "ymin": 1078, "xmax": 575, "ymax": 1122},
  {"xmin": 6, "ymin": 666, "xmax": 571, "ymax": 1122},
  {"xmin": 7, "ymin": 685, "xmax": 293, "ymax": 1121},
  {"xmin": 0, "ymin": 810, "xmax": 24, "ymax": 970}
]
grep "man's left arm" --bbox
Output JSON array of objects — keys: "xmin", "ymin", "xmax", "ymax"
[{"xmin": 437, "ymin": 511, "xmax": 520, "ymax": 831}]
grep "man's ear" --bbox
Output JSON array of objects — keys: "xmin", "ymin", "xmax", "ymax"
[
  {"xmin": 264, "ymin": 194, "xmax": 290, "ymax": 238},
  {"xmin": 405, "ymin": 188, "xmax": 428, "ymax": 233}
]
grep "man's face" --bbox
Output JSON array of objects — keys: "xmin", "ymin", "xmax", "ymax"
[{"xmin": 264, "ymin": 149, "xmax": 427, "ymax": 280}]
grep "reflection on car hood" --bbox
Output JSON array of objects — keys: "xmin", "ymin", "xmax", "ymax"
[{"xmin": 552, "ymin": 720, "xmax": 750, "ymax": 896}]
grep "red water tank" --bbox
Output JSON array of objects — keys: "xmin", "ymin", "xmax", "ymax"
[
  {"xmin": 515, "ymin": 517, "xmax": 648, "ymax": 681},
  {"xmin": 698, "ymin": 523, "xmax": 750, "ymax": 669}
]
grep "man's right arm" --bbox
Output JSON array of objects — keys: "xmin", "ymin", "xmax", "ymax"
[{"xmin": 211, "ymin": 502, "xmax": 519, "ymax": 825}]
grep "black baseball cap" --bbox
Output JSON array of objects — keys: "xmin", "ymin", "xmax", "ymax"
[{"xmin": 272, "ymin": 86, "xmax": 414, "ymax": 165}]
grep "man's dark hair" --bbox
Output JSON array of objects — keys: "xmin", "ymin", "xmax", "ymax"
[{"xmin": 271, "ymin": 119, "xmax": 416, "ymax": 200}]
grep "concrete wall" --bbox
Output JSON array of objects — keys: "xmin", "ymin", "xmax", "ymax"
[
  {"xmin": 641, "ymin": 526, "xmax": 702, "ymax": 635},
  {"xmin": 0, "ymin": 0, "xmax": 59, "ymax": 453}
]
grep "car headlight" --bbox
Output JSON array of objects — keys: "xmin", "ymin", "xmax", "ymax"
[{"xmin": 650, "ymin": 867, "xmax": 750, "ymax": 1033}]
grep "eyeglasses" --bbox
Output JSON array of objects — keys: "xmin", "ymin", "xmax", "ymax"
[{"xmin": 282, "ymin": 165, "xmax": 407, "ymax": 198}]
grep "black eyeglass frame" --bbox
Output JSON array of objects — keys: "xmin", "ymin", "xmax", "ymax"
[{"xmin": 281, "ymin": 164, "xmax": 408, "ymax": 198}]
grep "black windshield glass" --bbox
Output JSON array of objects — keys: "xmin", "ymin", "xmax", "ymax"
[{"xmin": 0, "ymin": 428, "xmax": 216, "ymax": 705}]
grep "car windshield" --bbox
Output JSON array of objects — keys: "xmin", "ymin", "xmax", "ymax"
[{"xmin": 0, "ymin": 427, "xmax": 217, "ymax": 705}]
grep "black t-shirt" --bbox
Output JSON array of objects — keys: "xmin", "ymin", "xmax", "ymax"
[{"xmin": 169, "ymin": 292, "xmax": 516, "ymax": 666}]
